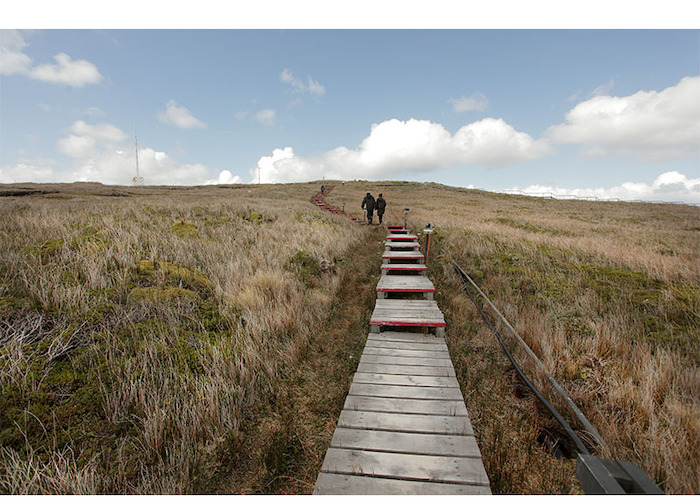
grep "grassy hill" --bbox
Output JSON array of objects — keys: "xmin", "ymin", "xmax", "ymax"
[{"xmin": 0, "ymin": 181, "xmax": 697, "ymax": 494}]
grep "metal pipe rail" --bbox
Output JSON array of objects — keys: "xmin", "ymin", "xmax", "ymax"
[
  {"xmin": 443, "ymin": 250, "xmax": 663, "ymax": 494},
  {"xmin": 444, "ymin": 250, "xmax": 609, "ymax": 455}
]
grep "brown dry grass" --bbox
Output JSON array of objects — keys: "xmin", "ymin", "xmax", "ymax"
[
  {"xmin": 0, "ymin": 181, "xmax": 365, "ymax": 493},
  {"xmin": 325, "ymin": 181, "xmax": 699, "ymax": 494},
  {"xmin": 1, "ymin": 180, "xmax": 697, "ymax": 494}
]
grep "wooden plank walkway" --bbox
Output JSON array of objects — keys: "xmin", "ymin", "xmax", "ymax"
[
  {"xmin": 386, "ymin": 233, "xmax": 418, "ymax": 241},
  {"xmin": 376, "ymin": 275, "xmax": 436, "ymax": 299},
  {"xmin": 382, "ymin": 250, "xmax": 425, "ymax": 262},
  {"xmin": 371, "ymin": 299, "xmax": 446, "ymax": 336},
  {"xmin": 381, "ymin": 263, "xmax": 427, "ymax": 275},
  {"xmin": 385, "ymin": 241, "xmax": 421, "ymax": 250},
  {"xmin": 314, "ymin": 333, "xmax": 490, "ymax": 494},
  {"xmin": 314, "ymin": 226, "xmax": 490, "ymax": 495}
]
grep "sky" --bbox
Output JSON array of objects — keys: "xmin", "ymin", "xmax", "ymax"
[{"xmin": 1, "ymin": 21, "xmax": 699, "ymax": 202}]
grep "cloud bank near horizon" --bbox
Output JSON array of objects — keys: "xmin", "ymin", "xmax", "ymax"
[
  {"xmin": 516, "ymin": 170, "xmax": 700, "ymax": 204},
  {"xmin": 0, "ymin": 120, "xmax": 212, "ymax": 185}
]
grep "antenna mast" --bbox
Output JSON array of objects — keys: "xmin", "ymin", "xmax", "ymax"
[{"xmin": 133, "ymin": 124, "xmax": 144, "ymax": 186}]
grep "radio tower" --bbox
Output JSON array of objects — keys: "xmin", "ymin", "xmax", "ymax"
[{"xmin": 133, "ymin": 124, "xmax": 144, "ymax": 186}]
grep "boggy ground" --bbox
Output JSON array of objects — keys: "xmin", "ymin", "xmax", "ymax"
[
  {"xmin": 1, "ymin": 180, "xmax": 698, "ymax": 494},
  {"xmin": 0, "ymin": 182, "xmax": 370, "ymax": 493}
]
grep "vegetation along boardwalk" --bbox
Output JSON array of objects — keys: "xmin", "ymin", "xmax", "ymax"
[{"xmin": 314, "ymin": 224, "xmax": 491, "ymax": 494}]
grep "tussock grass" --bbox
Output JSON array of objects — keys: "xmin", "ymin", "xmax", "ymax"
[
  {"xmin": 1, "ymin": 180, "xmax": 697, "ymax": 493},
  {"xmin": 0, "ymin": 182, "xmax": 361, "ymax": 493}
]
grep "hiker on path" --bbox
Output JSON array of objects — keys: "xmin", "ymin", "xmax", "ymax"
[
  {"xmin": 361, "ymin": 192, "xmax": 376, "ymax": 225},
  {"xmin": 376, "ymin": 193, "xmax": 387, "ymax": 224}
]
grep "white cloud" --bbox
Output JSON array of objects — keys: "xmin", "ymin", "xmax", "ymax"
[
  {"xmin": 0, "ymin": 29, "xmax": 32, "ymax": 75},
  {"xmin": 453, "ymin": 118, "xmax": 550, "ymax": 167},
  {"xmin": 57, "ymin": 121, "xmax": 127, "ymax": 158},
  {"xmin": 0, "ymin": 49, "xmax": 32, "ymax": 75},
  {"xmin": 0, "ymin": 30, "xmax": 27, "ymax": 51},
  {"xmin": 205, "ymin": 170, "xmax": 242, "ymax": 185},
  {"xmin": 590, "ymin": 79, "xmax": 615, "ymax": 97},
  {"xmin": 0, "ymin": 31, "xmax": 102, "ymax": 87},
  {"xmin": 251, "ymin": 117, "xmax": 549, "ymax": 183},
  {"xmin": 280, "ymin": 68, "xmax": 325, "ymax": 97},
  {"xmin": 450, "ymin": 92, "xmax": 489, "ymax": 112},
  {"xmin": 29, "ymin": 52, "xmax": 102, "ymax": 87},
  {"xmin": 516, "ymin": 171, "xmax": 700, "ymax": 204},
  {"xmin": 254, "ymin": 109, "xmax": 276, "ymax": 126},
  {"xmin": 0, "ymin": 163, "xmax": 55, "ymax": 183},
  {"xmin": 548, "ymin": 76, "xmax": 700, "ymax": 161},
  {"xmin": 80, "ymin": 106, "xmax": 106, "ymax": 117},
  {"xmin": 158, "ymin": 99, "xmax": 206, "ymax": 129}
]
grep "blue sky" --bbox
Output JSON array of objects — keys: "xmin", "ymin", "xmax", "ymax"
[{"xmin": 1, "ymin": 26, "xmax": 699, "ymax": 202}]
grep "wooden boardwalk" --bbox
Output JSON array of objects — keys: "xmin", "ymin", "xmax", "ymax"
[
  {"xmin": 314, "ymin": 226, "xmax": 490, "ymax": 495},
  {"xmin": 385, "ymin": 241, "xmax": 421, "ymax": 250},
  {"xmin": 376, "ymin": 275, "xmax": 436, "ymax": 299},
  {"xmin": 387, "ymin": 233, "xmax": 418, "ymax": 241}
]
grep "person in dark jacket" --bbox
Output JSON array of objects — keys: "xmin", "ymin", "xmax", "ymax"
[
  {"xmin": 375, "ymin": 193, "xmax": 387, "ymax": 224},
  {"xmin": 361, "ymin": 192, "xmax": 376, "ymax": 224}
]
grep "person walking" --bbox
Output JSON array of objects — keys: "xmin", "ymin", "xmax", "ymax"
[
  {"xmin": 375, "ymin": 193, "xmax": 387, "ymax": 224},
  {"xmin": 361, "ymin": 192, "xmax": 376, "ymax": 225}
]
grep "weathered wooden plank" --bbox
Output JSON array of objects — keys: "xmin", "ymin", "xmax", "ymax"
[
  {"xmin": 365, "ymin": 339, "xmax": 447, "ymax": 351},
  {"xmin": 371, "ymin": 302, "xmax": 446, "ymax": 327},
  {"xmin": 314, "ymin": 472, "xmax": 492, "ymax": 495},
  {"xmin": 321, "ymin": 448, "xmax": 490, "ymax": 486},
  {"xmin": 382, "ymin": 250, "xmax": 425, "ymax": 260},
  {"xmin": 338, "ymin": 410, "xmax": 474, "ymax": 435},
  {"xmin": 370, "ymin": 311, "xmax": 445, "ymax": 321},
  {"xmin": 386, "ymin": 234, "xmax": 418, "ymax": 241},
  {"xmin": 353, "ymin": 372, "xmax": 459, "ymax": 388},
  {"xmin": 376, "ymin": 275, "xmax": 434, "ymax": 285},
  {"xmin": 385, "ymin": 241, "xmax": 421, "ymax": 249},
  {"xmin": 373, "ymin": 298, "xmax": 440, "ymax": 308},
  {"xmin": 376, "ymin": 275, "xmax": 435, "ymax": 292},
  {"xmin": 380, "ymin": 264, "xmax": 427, "ymax": 276},
  {"xmin": 371, "ymin": 308, "xmax": 445, "ymax": 317},
  {"xmin": 359, "ymin": 354, "xmax": 454, "ymax": 367},
  {"xmin": 368, "ymin": 331, "xmax": 444, "ymax": 344},
  {"xmin": 362, "ymin": 347, "xmax": 451, "ymax": 359},
  {"xmin": 371, "ymin": 318, "xmax": 446, "ymax": 329},
  {"xmin": 343, "ymin": 395, "xmax": 467, "ymax": 416},
  {"xmin": 349, "ymin": 383, "xmax": 464, "ymax": 401},
  {"xmin": 356, "ymin": 362, "xmax": 455, "ymax": 377},
  {"xmin": 381, "ymin": 263, "xmax": 427, "ymax": 270},
  {"xmin": 365, "ymin": 339, "xmax": 447, "ymax": 350},
  {"xmin": 331, "ymin": 427, "xmax": 480, "ymax": 457}
]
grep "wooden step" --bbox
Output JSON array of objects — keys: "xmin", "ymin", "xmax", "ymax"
[
  {"xmin": 376, "ymin": 274, "xmax": 435, "ymax": 299},
  {"xmin": 314, "ymin": 473, "xmax": 491, "ymax": 495},
  {"xmin": 381, "ymin": 263, "xmax": 427, "ymax": 275},
  {"xmin": 370, "ymin": 299, "xmax": 446, "ymax": 336},
  {"xmin": 382, "ymin": 250, "xmax": 425, "ymax": 262},
  {"xmin": 386, "ymin": 233, "xmax": 418, "ymax": 241},
  {"xmin": 385, "ymin": 241, "xmax": 421, "ymax": 250}
]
